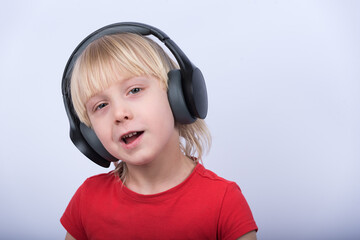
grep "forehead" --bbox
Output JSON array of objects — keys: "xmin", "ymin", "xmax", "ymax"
[
  {"xmin": 91, "ymin": 75, "xmax": 150, "ymax": 95},
  {"xmin": 81, "ymin": 70, "xmax": 140, "ymax": 101}
]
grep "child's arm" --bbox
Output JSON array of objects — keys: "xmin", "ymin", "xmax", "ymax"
[
  {"xmin": 65, "ymin": 232, "xmax": 76, "ymax": 240},
  {"xmin": 237, "ymin": 230, "xmax": 257, "ymax": 240}
]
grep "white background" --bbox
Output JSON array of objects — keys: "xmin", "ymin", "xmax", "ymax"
[{"xmin": 1, "ymin": 0, "xmax": 359, "ymax": 239}]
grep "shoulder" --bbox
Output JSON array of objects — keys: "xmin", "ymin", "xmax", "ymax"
[
  {"xmin": 188, "ymin": 164, "xmax": 243, "ymax": 201},
  {"xmin": 85, "ymin": 171, "xmax": 117, "ymax": 183},
  {"xmin": 63, "ymin": 172, "xmax": 121, "ymax": 215},
  {"xmin": 79, "ymin": 171, "xmax": 120, "ymax": 193},
  {"xmin": 194, "ymin": 164, "xmax": 238, "ymax": 188},
  {"xmin": 195, "ymin": 165, "xmax": 251, "ymax": 208},
  {"xmin": 192, "ymin": 164, "xmax": 258, "ymax": 238}
]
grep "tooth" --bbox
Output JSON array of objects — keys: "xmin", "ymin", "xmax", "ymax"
[{"xmin": 123, "ymin": 132, "xmax": 138, "ymax": 139}]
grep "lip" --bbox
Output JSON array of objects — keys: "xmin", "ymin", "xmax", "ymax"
[{"xmin": 119, "ymin": 130, "xmax": 144, "ymax": 150}]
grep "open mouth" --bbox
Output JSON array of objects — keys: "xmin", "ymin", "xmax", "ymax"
[{"xmin": 121, "ymin": 131, "xmax": 144, "ymax": 145}]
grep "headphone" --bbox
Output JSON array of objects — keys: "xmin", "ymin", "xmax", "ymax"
[{"xmin": 61, "ymin": 22, "xmax": 208, "ymax": 167}]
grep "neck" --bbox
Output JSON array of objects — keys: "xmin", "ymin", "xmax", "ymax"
[{"xmin": 125, "ymin": 150, "xmax": 196, "ymax": 195}]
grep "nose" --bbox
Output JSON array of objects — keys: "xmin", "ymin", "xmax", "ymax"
[{"xmin": 112, "ymin": 101, "xmax": 132, "ymax": 124}]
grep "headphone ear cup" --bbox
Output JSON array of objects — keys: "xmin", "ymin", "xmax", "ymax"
[
  {"xmin": 79, "ymin": 123, "xmax": 118, "ymax": 162},
  {"xmin": 190, "ymin": 67, "xmax": 208, "ymax": 119},
  {"xmin": 167, "ymin": 70, "xmax": 196, "ymax": 124}
]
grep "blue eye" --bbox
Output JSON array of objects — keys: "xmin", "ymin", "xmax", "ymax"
[
  {"xmin": 129, "ymin": 88, "xmax": 141, "ymax": 95},
  {"xmin": 96, "ymin": 103, "xmax": 107, "ymax": 110}
]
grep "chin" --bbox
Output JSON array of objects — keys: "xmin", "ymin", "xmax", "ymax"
[{"xmin": 121, "ymin": 155, "xmax": 156, "ymax": 167}]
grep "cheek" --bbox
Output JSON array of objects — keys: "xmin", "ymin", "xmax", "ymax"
[
  {"xmin": 155, "ymin": 94, "xmax": 175, "ymax": 124},
  {"xmin": 89, "ymin": 117, "xmax": 109, "ymax": 142},
  {"xmin": 142, "ymin": 92, "xmax": 175, "ymax": 132}
]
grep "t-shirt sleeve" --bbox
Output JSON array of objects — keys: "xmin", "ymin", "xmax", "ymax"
[
  {"xmin": 218, "ymin": 182, "xmax": 258, "ymax": 240},
  {"xmin": 60, "ymin": 182, "xmax": 88, "ymax": 240}
]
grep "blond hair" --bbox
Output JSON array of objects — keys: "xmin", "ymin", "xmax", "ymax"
[{"xmin": 70, "ymin": 33, "xmax": 211, "ymax": 179}]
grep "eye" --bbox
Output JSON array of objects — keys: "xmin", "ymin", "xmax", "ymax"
[
  {"xmin": 95, "ymin": 103, "xmax": 108, "ymax": 111},
  {"xmin": 129, "ymin": 88, "xmax": 141, "ymax": 95}
]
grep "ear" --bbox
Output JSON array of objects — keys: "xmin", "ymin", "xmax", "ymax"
[
  {"xmin": 80, "ymin": 123, "xmax": 119, "ymax": 162},
  {"xmin": 167, "ymin": 70, "xmax": 196, "ymax": 124}
]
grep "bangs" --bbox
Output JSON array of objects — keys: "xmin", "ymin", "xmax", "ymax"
[{"xmin": 70, "ymin": 33, "xmax": 175, "ymax": 125}]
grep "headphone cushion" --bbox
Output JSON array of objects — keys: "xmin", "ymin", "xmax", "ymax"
[
  {"xmin": 167, "ymin": 70, "xmax": 196, "ymax": 124},
  {"xmin": 190, "ymin": 67, "xmax": 208, "ymax": 119},
  {"xmin": 80, "ymin": 123, "xmax": 119, "ymax": 162}
]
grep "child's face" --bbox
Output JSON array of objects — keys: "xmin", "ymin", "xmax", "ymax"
[{"xmin": 85, "ymin": 74, "xmax": 179, "ymax": 166}]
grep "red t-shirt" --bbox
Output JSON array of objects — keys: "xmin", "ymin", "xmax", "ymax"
[{"xmin": 61, "ymin": 164, "xmax": 257, "ymax": 240}]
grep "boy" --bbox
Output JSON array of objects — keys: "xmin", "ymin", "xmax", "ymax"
[{"xmin": 61, "ymin": 22, "xmax": 257, "ymax": 240}]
